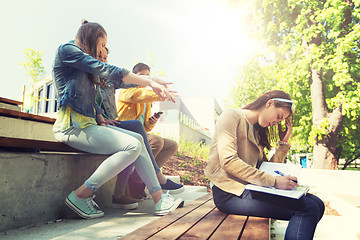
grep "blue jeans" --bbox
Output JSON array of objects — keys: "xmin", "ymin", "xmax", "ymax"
[
  {"xmin": 114, "ymin": 120, "xmax": 161, "ymax": 195},
  {"xmin": 212, "ymin": 185, "xmax": 324, "ymax": 240}
]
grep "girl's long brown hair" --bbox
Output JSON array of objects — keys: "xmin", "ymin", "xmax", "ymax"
[
  {"xmin": 243, "ymin": 90, "xmax": 293, "ymax": 150},
  {"xmin": 75, "ymin": 19, "xmax": 107, "ymax": 84}
]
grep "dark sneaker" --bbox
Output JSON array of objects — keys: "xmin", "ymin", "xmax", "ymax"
[
  {"xmin": 65, "ymin": 191, "xmax": 104, "ymax": 219},
  {"xmin": 112, "ymin": 196, "xmax": 138, "ymax": 210},
  {"xmin": 160, "ymin": 179, "xmax": 185, "ymax": 194},
  {"xmin": 154, "ymin": 192, "xmax": 184, "ymax": 216}
]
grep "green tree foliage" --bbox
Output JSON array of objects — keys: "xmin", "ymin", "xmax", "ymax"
[
  {"xmin": 225, "ymin": 57, "xmax": 278, "ymax": 108},
  {"xmin": 20, "ymin": 49, "xmax": 45, "ymax": 85},
  {"xmin": 20, "ymin": 49, "xmax": 45, "ymax": 112},
  {"xmin": 228, "ymin": 0, "xmax": 360, "ymax": 169}
]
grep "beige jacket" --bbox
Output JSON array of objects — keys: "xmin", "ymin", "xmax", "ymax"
[{"xmin": 204, "ymin": 108, "xmax": 290, "ymax": 196}]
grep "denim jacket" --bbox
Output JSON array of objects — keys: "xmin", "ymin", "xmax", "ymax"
[
  {"xmin": 52, "ymin": 41, "xmax": 130, "ymax": 118},
  {"xmin": 96, "ymin": 80, "xmax": 138, "ymax": 120}
]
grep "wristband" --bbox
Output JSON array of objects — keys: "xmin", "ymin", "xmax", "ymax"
[
  {"xmin": 99, "ymin": 121, "xmax": 107, "ymax": 125},
  {"xmin": 279, "ymin": 141, "xmax": 289, "ymax": 146}
]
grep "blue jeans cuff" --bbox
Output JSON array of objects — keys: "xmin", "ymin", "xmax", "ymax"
[
  {"xmin": 84, "ymin": 180, "xmax": 98, "ymax": 192},
  {"xmin": 148, "ymin": 185, "xmax": 161, "ymax": 195}
]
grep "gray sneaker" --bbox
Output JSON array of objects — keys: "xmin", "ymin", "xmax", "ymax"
[
  {"xmin": 65, "ymin": 191, "xmax": 104, "ymax": 219},
  {"xmin": 154, "ymin": 192, "xmax": 184, "ymax": 216}
]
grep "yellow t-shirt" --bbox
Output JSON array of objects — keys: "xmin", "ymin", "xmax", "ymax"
[{"xmin": 53, "ymin": 105, "xmax": 97, "ymax": 133}]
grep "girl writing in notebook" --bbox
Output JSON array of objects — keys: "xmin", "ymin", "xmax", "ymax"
[{"xmin": 205, "ymin": 90, "xmax": 324, "ymax": 240}]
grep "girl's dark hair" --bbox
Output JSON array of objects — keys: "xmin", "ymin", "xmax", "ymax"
[
  {"xmin": 75, "ymin": 19, "xmax": 107, "ymax": 59},
  {"xmin": 243, "ymin": 90, "xmax": 293, "ymax": 150},
  {"xmin": 75, "ymin": 19, "xmax": 107, "ymax": 85}
]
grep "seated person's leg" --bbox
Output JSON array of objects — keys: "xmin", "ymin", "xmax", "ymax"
[
  {"xmin": 147, "ymin": 134, "xmax": 184, "ymax": 194},
  {"xmin": 212, "ymin": 185, "xmax": 323, "ymax": 240},
  {"xmin": 115, "ymin": 120, "xmax": 153, "ymax": 199},
  {"xmin": 128, "ymin": 170, "xmax": 147, "ymax": 200},
  {"xmin": 108, "ymin": 125, "xmax": 184, "ymax": 215},
  {"xmin": 154, "ymin": 136, "xmax": 178, "ymax": 168},
  {"xmin": 116, "ymin": 120, "xmax": 160, "ymax": 172},
  {"xmin": 117, "ymin": 121, "xmax": 184, "ymax": 194},
  {"xmin": 112, "ymin": 164, "xmax": 140, "ymax": 209},
  {"xmin": 61, "ymin": 125, "xmax": 142, "ymax": 218},
  {"xmin": 147, "ymin": 133, "xmax": 164, "ymax": 160}
]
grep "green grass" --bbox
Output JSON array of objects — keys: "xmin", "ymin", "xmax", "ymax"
[
  {"xmin": 342, "ymin": 167, "xmax": 360, "ymax": 171},
  {"xmin": 177, "ymin": 137, "xmax": 210, "ymax": 160},
  {"xmin": 181, "ymin": 173, "xmax": 192, "ymax": 183},
  {"xmin": 178, "ymin": 162, "xmax": 188, "ymax": 167},
  {"xmin": 151, "ymin": 133, "xmax": 210, "ymax": 160}
]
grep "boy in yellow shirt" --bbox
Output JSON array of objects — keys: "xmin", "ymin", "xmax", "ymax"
[{"xmin": 117, "ymin": 63, "xmax": 183, "ymax": 198}]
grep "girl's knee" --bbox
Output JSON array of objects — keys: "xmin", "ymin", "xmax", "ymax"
[
  {"xmin": 123, "ymin": 137, "xmax": 142, "ymax": 157},
  {"xmin": 132, "ymin": 139, "xmax": 143, "ymax": 152},
  {"xmin": 311, "ymin": 195, "xmax": 325, "ymax": 220},
  {"xmin": 133, "ymin": 133, "xmax": 144, "ymax": 145},
  {"xmin": 304, "ymin": 194, "xmax": 324, "ymax": 221}
]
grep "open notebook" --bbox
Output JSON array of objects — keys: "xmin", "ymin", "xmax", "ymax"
[{"xmin": 245, "ymin": 162, "xmax": 309, "ymax": 199}]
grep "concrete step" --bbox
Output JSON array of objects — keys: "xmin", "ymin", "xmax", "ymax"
[{"xmin": 0, "ymin": 185, "xmax": 209, "ymax": 240}]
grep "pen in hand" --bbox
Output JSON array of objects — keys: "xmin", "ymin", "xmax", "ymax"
[{"xmin": 274, "ymin": 170, "xmax": 298, "ymax": 183}]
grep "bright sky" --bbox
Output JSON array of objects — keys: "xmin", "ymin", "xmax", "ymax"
[{"xmin": 0, "ymin": 0, "xmax": 260, "ymax": 108}]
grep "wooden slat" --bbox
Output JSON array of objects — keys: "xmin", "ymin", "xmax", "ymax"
[
  {"xmin": 179, "ymin": 208, "xmax": 227, "ymax": 240},
  {"xmin": 0, "ymin": 108, "xmax": 55, "ymax": 124},
  {"xmin": 121, "ymin": 193, "xmax": 270, "ymax": 240},
  {"xmin": 0, "ymin": 97, "xmax": 22, "ymax": 106},
  {"xmin": 120, "ymin": 193, "xmax": 213, "ymax": 240},
  {"xmin": 240, "ymin": 216, "xmax": 269, "ymax": 240},
  {"xmin": 148, "ymin": 200, "xmax": 216, "ymax": 239},
  {"xmin": 209, "ymin": 214, "xmax": 248, "ymax": 240},
  {"xmin": 0, "ymin": 137, "xmax": 84, "ymax": 153}
]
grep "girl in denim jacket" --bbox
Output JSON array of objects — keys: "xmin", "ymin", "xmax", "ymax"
[{"xmin": 53, "ymin": 20, "xmax": 183, "ymax": 219}]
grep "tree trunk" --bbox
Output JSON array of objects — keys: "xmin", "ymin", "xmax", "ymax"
[
  {"xmin": 310, "ymin": 0, "xmax": 354, "ymax": 169},
  {"xmin": 312, "ymin": 105, "xmax": 342, "ymax": 169},
  {"xmin": 304, "ymin": 40, "xmax": 343, "ymax": 170}
]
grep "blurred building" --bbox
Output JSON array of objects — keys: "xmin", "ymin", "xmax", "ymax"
[
  {"xmin": 151, "ymin": 96, "xmax": 222, "ymax": 146},
  {"xmin": 23, "ymin": 75, "xmax": 58, "ymax": 117},
  {"xmin": 25, "ymin": 77, "xmax": 223, "ymax": 145}
]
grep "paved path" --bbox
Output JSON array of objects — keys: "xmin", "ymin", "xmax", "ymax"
[
  {"xmin": 272, "ymin": 169, "xmax": 360, "ymax": 240},
  {"xmin": 1, "ymin": 169, "xmax": 360, "ymax": 240},
  {"xmin": 0, "ymin": 185, "xmax": 208, "ymax": 240}
]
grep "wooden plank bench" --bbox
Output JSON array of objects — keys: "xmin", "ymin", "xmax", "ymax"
[
  {"xmin": 0, "ymin": 136, "xmax": 84, "ymax": 152},
  {"xmin": 0, "ymin": 97, "xmax": 23, "ymax": 111},
  {"xmin": 0, "ymin": 107, "xmax": 84, "ymax": 153},
  {"xmin": 120, "ymin": 193, "xmax": 270, "ymax": 240}
]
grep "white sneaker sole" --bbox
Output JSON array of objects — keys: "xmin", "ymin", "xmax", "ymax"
[
  {"xmin": 164, "ymin": 186, "xmax": 185, "ymax": 195},
  {"xmin": 154, "ymin": 198, "xmax": 184, "ymax": 216}
]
